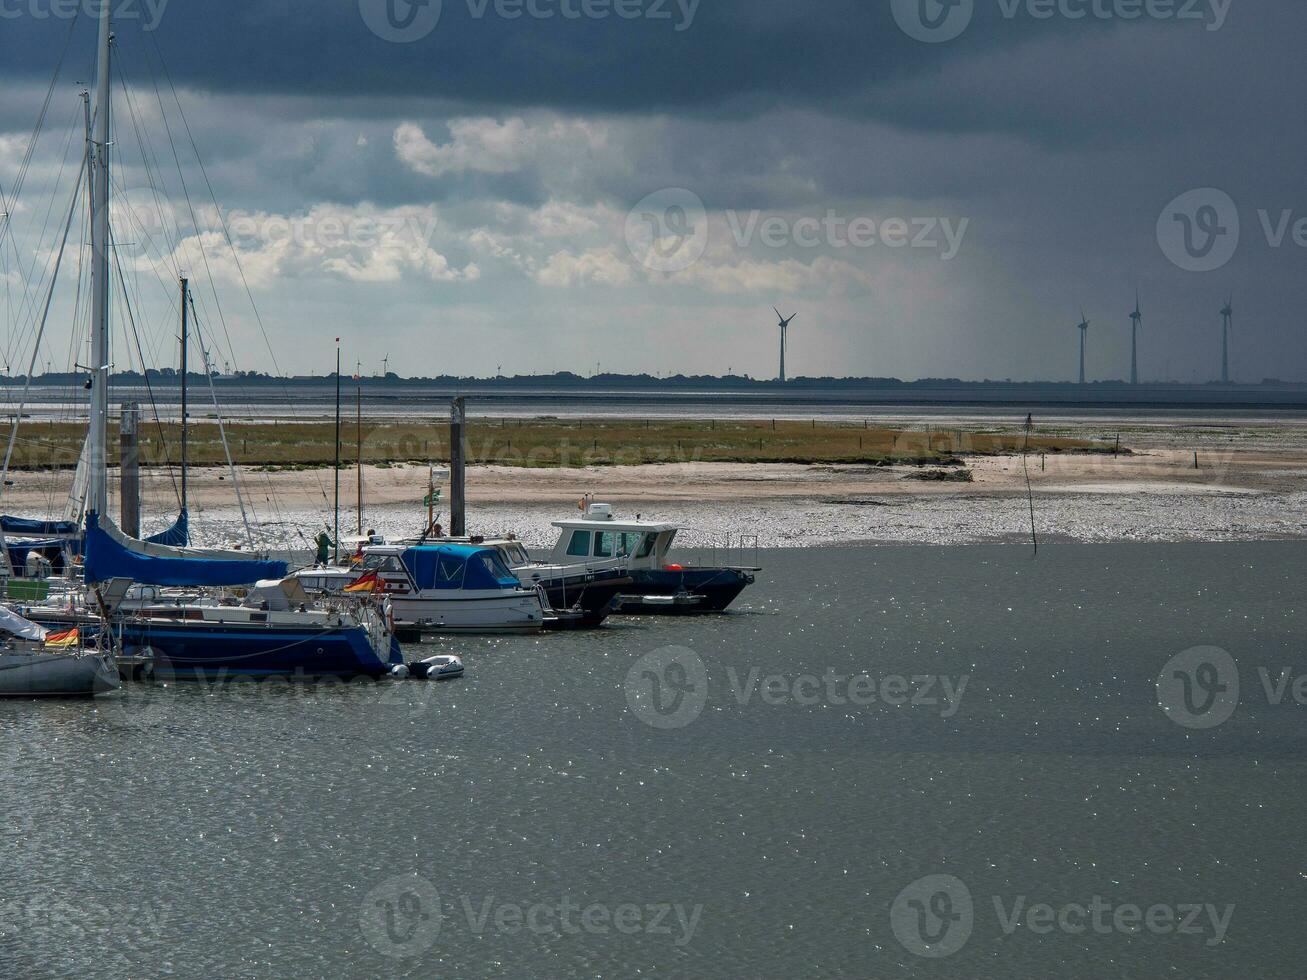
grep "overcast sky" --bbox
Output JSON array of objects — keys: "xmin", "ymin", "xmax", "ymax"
[{"xmin": 0, "ymin": 0, "xmax": 1301, "ymax": 382}]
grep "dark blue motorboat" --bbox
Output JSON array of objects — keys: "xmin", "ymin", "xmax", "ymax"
[{"xmin": 542, "ymin": 503, "xmax": 759, "ymax": 615}]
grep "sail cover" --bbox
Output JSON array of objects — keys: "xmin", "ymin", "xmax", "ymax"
[
  {"xmin": 1, "ymin": 516, "xmax": 80, "ymax": 536},
  {"xmin": 0, "ymin": 606, "xmax": 48, "ymax": 641},
  {"xmin": 144, "ymin": 509, "xmax": 189, "ymax": 546},
  {"xmin": 83, "ymin": 512, "xmax": 287, "ymax": 586}
]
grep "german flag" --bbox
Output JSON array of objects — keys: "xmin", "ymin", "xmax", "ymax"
[
  {"xmin": 45, "ymin": 628, "xmax": 79, "ymax": 648},
  {"xmin": 344, "ymin": 571, "xmax": 381, "ymax": 594}
]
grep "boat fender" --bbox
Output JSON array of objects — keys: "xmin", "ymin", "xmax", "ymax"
[{"xmin": 390, "ymin": 664, "xmax": 411, "ymax": 680}]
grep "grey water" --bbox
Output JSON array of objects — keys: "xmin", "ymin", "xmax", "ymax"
[
  {"xmin": 2, "ymin": 543, "xmax": 1305, "ymax": 978},
  {"xmin": 11, "ymin": 382, "xmax": 1307, "ymax": 428}
]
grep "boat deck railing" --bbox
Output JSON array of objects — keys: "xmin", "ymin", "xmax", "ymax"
[{"xmin": 674, "ymin": 531, "xmax": 762, "ymax": 571}]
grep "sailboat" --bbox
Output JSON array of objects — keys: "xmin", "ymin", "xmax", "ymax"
[
  {"xmin": 0, "ymin": 605, "xmax": 118, "ymax": 698},
  {"xmin": 8, "ymin": 4, "xmax": 404, "ymax": 681}
]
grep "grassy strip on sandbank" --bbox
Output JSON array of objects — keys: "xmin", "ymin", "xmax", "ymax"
[{"xmin": 1, "ymin": 418, "xmax": 1119, "ymax": 470}]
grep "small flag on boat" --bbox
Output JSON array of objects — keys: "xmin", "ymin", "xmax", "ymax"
[
  {"xmin": 423, "ymin": 490, "xmax": 442, "ymax": 506},
  {"xmin": 45, "ymin": 627, "xmax": 79, "ymax": 648},
  {"xmin": 345, "ymin": 571, "xmax": 381, "ymax": 594}
]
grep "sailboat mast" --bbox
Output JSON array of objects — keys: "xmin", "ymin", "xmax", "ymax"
[
  {"xmin": 87, "ymin": 2, "xmax": 112, "ymax": 518},
  {"xmin": 180, "ymin": 277, "xmax": 189, "ymax": 513},
  {"xmin": 333, "ymin": 341, "xmax": 341, "ymax": 563},
  {"xmin": 356, "ymin": 382, "xmax": 362, "ymax": 535}
]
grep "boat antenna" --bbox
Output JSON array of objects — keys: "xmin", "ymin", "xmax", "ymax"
[{"xmin": 1022, "ymin": 413, "xmax": 1038, "ymax": 556}]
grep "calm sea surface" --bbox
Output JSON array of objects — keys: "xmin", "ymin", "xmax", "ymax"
[{"xmin": 2, "ymin": 543, "xmax": 1305, "ymax": 978}]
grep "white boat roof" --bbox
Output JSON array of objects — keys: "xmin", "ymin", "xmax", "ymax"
[
  {"xmin": 292, "ymin": 566, "xmax": 357, "ymax": 577},
  {"xmin": 551, "ymin": 518, "xmax": 680, "ymax": 533}
]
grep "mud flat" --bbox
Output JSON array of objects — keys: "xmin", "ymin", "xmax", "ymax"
[{"xmin": 3, "ymin": 416, "xmax": 1303, "ymax": 550}]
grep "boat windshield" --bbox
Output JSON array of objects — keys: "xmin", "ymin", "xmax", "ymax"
[{"xmin": 360, "ymin": 554, "xmax": 404, "ymax": 573}]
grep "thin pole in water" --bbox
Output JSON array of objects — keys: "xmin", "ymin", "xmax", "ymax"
[{"xmin": 1022, "ymin": 413, "xmax": 1038, "ymax": 556}]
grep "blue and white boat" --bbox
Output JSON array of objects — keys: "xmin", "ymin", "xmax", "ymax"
[
  {"xmin": 353, "ymin": 543, "xmax": 549, "ymax": 635},
  {"xmin": 78, "ymin": 516, "xmax": 402, "ymax": 680}
]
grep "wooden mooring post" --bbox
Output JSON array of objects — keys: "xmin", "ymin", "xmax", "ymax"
[
  {"xmin": 450, "ymin": 397, "xmax": 467, "ymax": 537},
  {"xmin": 119, "ymin": 403, "xmax": 140, "ymax": 538}
]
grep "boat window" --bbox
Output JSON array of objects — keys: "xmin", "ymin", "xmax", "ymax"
[
  {"xmin": 637, "ymin": 533, "xmax": 658, "ymax": 559},
  {"xmin": 594, "ymin": 532, "xmax": 615, "ymax": 558},
  {"xmin": 361, "ymin": 554, "xmax": 403, "ymax": 573},
  {"xmin": 478, "ymin": 552, "xmax": 515, "ymax": 582},
  {"xmin": 438, "ymin": 555, "xmax": 466, "ymax": 587},
  {"xmin": 566, "ymin": 531, "xmax": 591, "ymax": 557}
]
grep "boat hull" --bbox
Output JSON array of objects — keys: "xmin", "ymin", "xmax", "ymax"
[
  {"xmin": 0, "ymin": 651, "xmax": 119, "ymax": 698},
  {"xmin": 616, "ymin": 568, "xmax": 755, "ymax": 615},
  {"xmin": 16, "ymin": 611, "xmax": 400, "ymax": 681},
  {"xmin": 120, "ymin": 621, "xmax": 400, "ymax": 680},
  {"xmin": 389, "ymin": 590, "xmax": 547, "ymax": 637},
  {"xmin": 536, "ymin": 574, "xmax": 630, "ymax": 628}
]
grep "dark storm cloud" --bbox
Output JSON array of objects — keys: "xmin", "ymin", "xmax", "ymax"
[{"xmin": 0, "ymin": 0, "xmax": 1058, "ymax": 116}]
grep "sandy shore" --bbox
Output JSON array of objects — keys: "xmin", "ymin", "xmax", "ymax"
[
  {"xmin": 3, "ymin": 443, "xmax": 1300, "ymax": 508},
  {"xmin": 3, "ymin": 439, "xmax": 1303, "ymax": 551}
]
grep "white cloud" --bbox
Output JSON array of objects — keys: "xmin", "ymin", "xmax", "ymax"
[
  {"xmin": 136, "ymin": 203, "xmax": 478, "ymax": 287},
  {"xmin": 534, "ymin": 247, "xmax": 633, "ymax": 288},
  {"xmin": 528, "ymin": 201, "xmax": 606, "ymax": 238},
  {"xmin": 668, "ymin": 254, "xmax": 875, "ymax": 295},
  {"xmin": 394, "ymin": 116, "xmax": 611, "ymax": 180},
  {"xmin": 395, "ymin": 118, "xmax": 535, "ymax": 178}
]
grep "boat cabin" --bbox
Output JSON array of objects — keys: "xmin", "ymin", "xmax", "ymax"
[
  {"xmin": 547, "ymin": 504, "xmax": 680, "ymax": 571},
  {"xmin": 359, "ymin": 543, "xmax": 527, "ymax": 596}
]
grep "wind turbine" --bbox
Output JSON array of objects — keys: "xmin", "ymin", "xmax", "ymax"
[
  {"xmin": 1220, "ymin": 295, "xmax": 1233, "ymax": 383},
  {"xmin": 1129, "ymin": 291, "xmax": 1142, "ymax": 385},
  {"xmin": 382, "ymin": 353, "xmax": 390, "ymax": 377},
  {"xmin": 773, "ymin": 307, "xmax": 797, "ymax": 384},
  {"xmin": 1076, "ymin": 312, "xmax": 1090, "ymax": 384}
]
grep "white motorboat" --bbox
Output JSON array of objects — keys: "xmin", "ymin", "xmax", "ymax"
[{"xmin": 347, "ymin": 543, "xmax": 548, "ymax": 636}]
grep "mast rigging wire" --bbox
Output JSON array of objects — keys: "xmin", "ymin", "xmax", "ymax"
[{"xmin": 0, "ymin": 153, "xmax": 86, "ymax": 508}]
